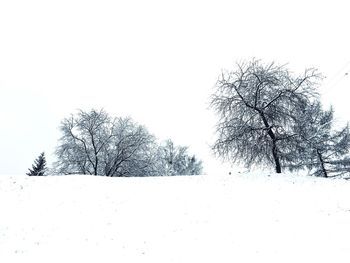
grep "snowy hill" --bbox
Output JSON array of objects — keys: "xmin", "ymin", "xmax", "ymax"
[{"xmin": 1, "ymin": 173, "xmax": 350, "ymax": 263}]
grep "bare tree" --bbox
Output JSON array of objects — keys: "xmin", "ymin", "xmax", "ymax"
[
  {"xmin": 102, "ymin": 118, "xmax": 158, "ymax": 177},
  {"xmin": 210, "ymin": 59, "xmax": 321, "ymax": 173},
  {"xmin": 158, "ymin": 139, "xmax": 203, "ymax": 176},
  {"xmin": 54, "ymin": 109, "xmax": 157, "ymax": 176},
  {"xmin": 54, "ymin": 109, "xmax": 113, "ymax": 175}
]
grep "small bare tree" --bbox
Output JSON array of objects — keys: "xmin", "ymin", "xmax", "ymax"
[
  {"xmin": 158, "ymin": 139, "xmax": 203, "ymax": 176},
  {"xmin": 210, "ymin": 59, "xmax": 321, "ymax": 173}
]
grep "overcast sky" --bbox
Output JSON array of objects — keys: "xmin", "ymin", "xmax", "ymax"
[{"xmin": 1, "ymin": 0, "xmax": 350, "ymax": 175}]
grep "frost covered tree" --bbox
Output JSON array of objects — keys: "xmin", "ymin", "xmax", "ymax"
[
  {"xmin": 27, "ymin": 152, "xmax": 47, "ymax": 176},
  {"xmin": 101, "ymin": 117, "xmax": 159, "ymax": 177},
  {"xmin": 210, "ymin": 59, "xmax": 321, "ymax": 173},
  {"xmin": 54, "ymin": 109, "xmax": 158, "ymax": 176},
  {"xmin": 292, "ymin": 102, "xmax": 350, "ymax": 177},
  {"xmin": 158, "ymin": 139, "xmax": 203, "ymax": 176},
  {"xmin": 54, "ymin": 109, "xmax": 113, "ymax": 175}
]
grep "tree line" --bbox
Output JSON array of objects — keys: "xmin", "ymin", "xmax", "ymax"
[
  {"xmin": 210, "ymin": 59, "xmax": 350, "ymax": 177},
  {"xmin": 28, "ymin": 58, "xmax": 350, "ymax": 178},
  {"xmin": 27, "ymin": 109, "xmax": 202, "ymax": 176}
]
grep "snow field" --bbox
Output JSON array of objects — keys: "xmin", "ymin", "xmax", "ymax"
[{"xmin": 1, "ymin": 173, "xmax": 350, "ymax": 262}]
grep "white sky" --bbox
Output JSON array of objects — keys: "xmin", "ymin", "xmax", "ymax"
[{"xmin": 1, "ymin": 0, "xmax": 350, "ymax": 175}]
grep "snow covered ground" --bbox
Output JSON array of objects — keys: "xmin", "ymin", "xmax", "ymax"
[{"xmin": 1, "ymin": 172, "xmax": 350, "ymax": 262}]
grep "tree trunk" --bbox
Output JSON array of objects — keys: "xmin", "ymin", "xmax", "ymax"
[
  {"xmin": 317, "ymin": 149, "xmax": 327, "ymax": 178},
  {"xmin": 259, "ymin": 111, "xmax": 282, "ymax": 173},
  {"xmin": 272, "ymin": 141, "xmax": 282, "ymax": 173},
  {"xmin": 94, "ymin": 157, "xmax": 98, "ymax": 175}
]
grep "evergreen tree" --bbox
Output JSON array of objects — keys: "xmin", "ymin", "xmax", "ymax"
[
  {"xmin": 292, "ymin": 102, "xmax": 350, "ymax": 177},
  {"xmin": 27, "ymin": 152, "xmax": 47, "ymax": 176}
]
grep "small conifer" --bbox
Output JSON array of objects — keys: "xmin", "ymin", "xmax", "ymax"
[{"xmin": 27, "ymin": 152, "xmax": 47, "ymax": 176}]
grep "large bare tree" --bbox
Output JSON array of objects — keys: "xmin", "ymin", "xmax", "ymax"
[
  {"xmin": 54, "ymin": 109, "xmax": 157, "ymax": 176},
  {"xmin": 210, "ymin": 59, "xmax": 321, "ymax": 173}
]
